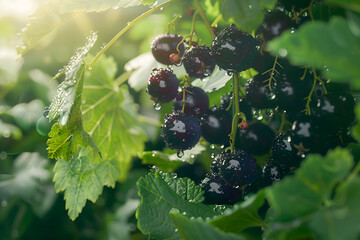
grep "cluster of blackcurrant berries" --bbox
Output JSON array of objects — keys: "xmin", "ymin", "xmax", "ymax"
[{"xmin": 146, "ymin": 0, "xmax": 356, "ymax": 205}]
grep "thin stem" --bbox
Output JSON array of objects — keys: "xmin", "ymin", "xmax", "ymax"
[
  {"xmin": 167, "ymin": 13, "xmax": 182, "ymax": 33},
  {"xmin": 89, "ymin": 0, "xmax": 175, "ymax": 67},
  {"xmin": 193, "ymin": 0, "xmax": 215, "ymax": 39},
  {"xmin": 189, "ymin": 11, "xmax": 199, "ymax": 46},
  {"xmin": 138, "ymin": 115, "xmax": 161, "ymax": 127},
  {"xmin": 211, "ymin": 14, "xmax": 223, "ymax": 27},
  {"xmin": 230, "ymin": 72, "xmax": 246, "ymax": 152}
]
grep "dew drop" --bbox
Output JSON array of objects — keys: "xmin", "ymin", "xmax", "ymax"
[
  {"xmin": 160, "ymin": 7, "xmax": 164, "ymax": 10},
  {"xmin": 177, "ymin": 150, "xmax": 184, "ymax": 158},
  {"xmin": 154, "ymin": 102, "xmax": 162, "ymax": 110},
  {"xmin": 190, "ymin": 154, "xmax": 195, "ymax": 158},
  {"xmin": 194, "ymin": 108, "xmax": 201, "ymax": 114},
  {"xmin": 174, "ymin": 229, "xmax": 178, "ymax": 232},
  {"xmin": 227, "ymin": 71, "xmax": 233, "ymax": 76},
  {"xmin": 88, "ymin": 66, "xmax": 93, "ymax": 70},
  {"xmin": 210, "ymin": 144, "xmax": 215, "ymax": 149},
  {"xmin": 43, "ymin": 107, "xmax": 50, "ymax": 118}
]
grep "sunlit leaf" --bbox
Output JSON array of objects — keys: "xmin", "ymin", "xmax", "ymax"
[
  {"xmin": 82, "ymin": 55, "xmax": 146, "ymax": 180},
  {"xmin": 53, "ymin": 148, "xmax": 120, "ymax": 220}
]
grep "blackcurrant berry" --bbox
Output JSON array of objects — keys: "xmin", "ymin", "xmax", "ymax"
[
  {"xmin": 151, "ymin": 34, "xmax": 185, "ymax": 65},
  {"xmin": 217, "ymin": 150, "xmax": 257, "ymax": 187},
  {"xmin": 271, "ymin": 132, "xmax": 303, "ymax": 168},
  {"xmin": 211, "ymin": 25, "xmax": 258, "ymax": 72},
  {"xmin": 262, "ymin": 157, "xmax": 291, "ymax": 187},
  {"xmin": 182, "ymin": 45, "xmax": 216, "ymax": 78},
  {"xmin": 201, "ymin": 106, "xmax": 232, "ymax": 146},
  {"xmin": 255, "ymin": 9, "xmax": 293, "ymax": 43},
  {"xmin": 201, "ymin": 173, "xmax": 242, "ymax": 205},
  {"xmin": 173, "ymin": 86, "xmax": 209, "ymax": 118},
  {"xmin": 161, "ymin": 112, "xmax": 201, "ymax": 151},
  {"xmin": 246, "ymin": 73, "xmax": 276, "ymax": 109},
  {"xmin": 147, "ymin": 68, "xmax": 179, "ymax": 103},
  {"xmin": 239, "ymin": 122, "xmax": 275, "ymax": 156}
]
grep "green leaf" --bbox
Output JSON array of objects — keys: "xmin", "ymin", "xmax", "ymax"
[
  {"xmin": 326, "ymin": 0, "xmax": 360, "ymax": 13},
  {"xmin": 46, "ymin": 123, "xmax": 100, "ymax": 161},
  {"xmin": 136, "ymin": 172, "xmax": 216, "ymax": 239},
  {"xmin": 309, "ymin": 177, "xmax": 360, "ymax": 240},
  {"xmin": 352, "ymin": 105, "xmax": 360, "ymax": 140},
  {"xmin": 139, "ymin": 145, "xmax": 206, "ymax": 172},
  {"xmin": 266, "ymin": 148, "xmax": 353, "ymax": 222},
  {"xmin": 268, "ymin": 17, "xmax": 360, "ymax": 88},
  {"xmin": 82, "ymin": 55, "xmax": 147, "ymax": 180},
  {"xmin": 210, "ymin": 190, "xmax": 266, "ymax": 233},
  {"xmin": 169, "ymin": 210, "xmax": 246, "ymax": 240},
  {"xmin": 209, "ymin": 0, "xmax": 277, "ymax": 33},
  {"xmin": 53, "ymin": 148, "xmax": 120, "ymax": 220},
  {"xmin": 60, "ymin": 0, "xmax": 170, "ymax": 13},
  {"xmin": 17, "ymin": 1, "xmax": 74, "ymax": 55},
  {"xmin": 49, "ymin": 32, "xmax": 97, "ymax": 126},
  {"xmin": 161, "ymin": 173, "xmax": 205, "ymax": 203}
]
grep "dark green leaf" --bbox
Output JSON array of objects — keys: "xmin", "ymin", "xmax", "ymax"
[
  {"xmin": 208, "ymin": 0, "xmax": 277, "ymax": 33},
  {"xmin": 210, "ymin": 190, "xmax": 266, "ymax": 233},
  {"xmin": 309, "ymin": 177, "xmax": 360, "ymax": 240},
  {"xmin": 136, "ymin": 172, "xmax": 216, "ymax": 239},
  {"xmin": 169, "ymin": 210, "xmax": 246, "ymax": 240},
  {"xmin": 82, "ymin": 55, "xmax": 147, "ymax": 180},
  {"xmin": 266, "ymin": 148, "xmax": 353, "ymax": 222},
  {"xmin": 53, "ymin": 148, "xmax": 120, "ymax": 220},
  {"xmin": 161, "ymin": 173, "xmax": 205, "ymax": 203},
  {"xmin": 268, "ymin": 17, "xmax": 360, "ymax": 88}
]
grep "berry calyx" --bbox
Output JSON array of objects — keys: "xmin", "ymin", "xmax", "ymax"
[
  {"xmin": 146, "ymin": 68, "xmax": 179, "ymax": 103},
  {"xmin": 169, "ymin": 53, "xmax": 181, "ymax": 65},
  {"xmin": 161, "ymin": 111, "xmax": 201, "ymax": 151},
  {"xmin": 151, "ymin": 34, "xmax": 185, "ymax": 65},
  {"xmin": 239, "ymin": 122, "xmax": 249, "ymax": 130}
]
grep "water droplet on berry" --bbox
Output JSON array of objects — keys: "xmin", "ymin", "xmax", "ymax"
[
  {"xmin": 194, "ymin": 108, "xmax": 201, "ymax": 114},
  {"xmin": 177, "ymin": 150, "xmax": 184, "ymax": 158},
  {"xmin": 154, "ymin": 103, "xmax": 162, "ymax": 110}
]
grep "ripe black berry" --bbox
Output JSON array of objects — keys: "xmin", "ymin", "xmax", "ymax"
[
  {"xmin": 246, "ymin": 73, "xmax": 276, "ymax": 109},
  {"xmin": 201, "ymin": 173, "xmax": 242, "ymax": 205},
  {"xmin": 255, "ymin": 9, "xmax": 292, "ymax": 43},
  {"xmin": 262, "ymin": 157, "xmax": 291, "ymax": 187},
  {"xmin": 182, "ymin": 45, "xmax": 216, "ymax": 78},
  {"xmin": 239, "ymin": 122, "xmax": 275, "ymax": 156},
  {"xmin": 217, "ymin": 150, "xmax": 257, "ymax": 187},
  {"xmin": 271, "ymin": 132, "xmax": 303, "ymax": 168},
  {"xmin": 151, "ymin": 34, "xmax": 185, "ymax": 65},
  {"xmin": 147, "ymin": 68, "xmax": 179, "ymax": 103},
  {"xmin": 211, "ymin": 25, "xmax": 258, "ymax": 72},
  {"xmin": 201, "ymin": 106, "xmax": 232, "ymax": 146},
  {"xmin": 161, "ymin": 112, "xmax": 201, "ymax": 151},
  {"xmin": 173, "ymin": 86, "xmax": 209, "ymax": 118}
]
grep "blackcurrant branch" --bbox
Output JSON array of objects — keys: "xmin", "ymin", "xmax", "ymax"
[
  {"xmin": 89, "ymin": 0, "xmax": 176, "ymax": 67},
  {"xmin": 303, "ymin": 69, "xmax": 327, "ymax": 115}
]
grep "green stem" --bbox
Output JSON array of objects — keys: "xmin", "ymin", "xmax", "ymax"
[
  {"xmin": 211, "ymin": 14, "xmax": 223, "ymax": 27},
  {"xmin": 89, "ymin": 0, "xmax": 175, "ymax": 67},
  {"xmin": 193, "ymin": 0, "xmax": 215, "ymax": 39},
  {"xmin": 189, "ymin": 11, "xmax": 199, "ymax": 47},
  {"xmin": 230, "ymin": 72, "xmax": 246, "ymax": 152}
]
